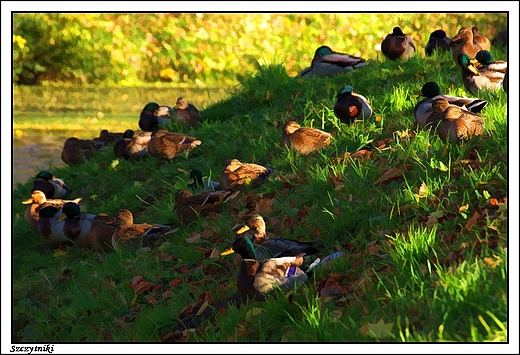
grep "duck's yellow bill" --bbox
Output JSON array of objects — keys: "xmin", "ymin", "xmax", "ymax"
[
  {"xmin": 468, "ymin": 64, "xmax": 480, "ymax": 75},
  {"xmin": 236, "ymin": 225, "xmax": 250, "ymax": 235},
  {"xmin": 57, "ymin": 214, "xmax": 67, "ymax": 223},
  {"xmin": 22, "ymin": 198, "xmax": 33, "ymax": 204},
  {"xmin": 220, "ymin": 248, "xmax": 235, "ymax": 256},
  {"xmin": 469, "ymin": 58, "xmax": 479, "ymax": 65}
]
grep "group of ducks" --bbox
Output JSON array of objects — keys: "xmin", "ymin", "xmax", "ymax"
[{"xmin": 24, "ymin": 24, "xmax": 508, "ymax": 303}]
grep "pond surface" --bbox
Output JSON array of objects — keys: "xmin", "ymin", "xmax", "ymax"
[{"xmin": 12, "ymin": 85, "xmax": 233, "ymax": 188}]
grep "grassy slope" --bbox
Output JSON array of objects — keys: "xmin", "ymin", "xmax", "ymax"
[{"xmin": 12, "ymin": 47, "xmax": 507, "ymax": 342}]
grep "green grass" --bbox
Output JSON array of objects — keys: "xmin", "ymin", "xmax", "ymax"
[{"xmin": 11, "ymin": 45, "xmax": 508, "ymax": 343}]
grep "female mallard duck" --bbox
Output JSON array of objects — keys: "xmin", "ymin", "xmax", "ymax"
[
  {"xmin": 425, "ymin": 29, "xmax": 451, "ymax": 56},
  {"xmin": 220, "ymin": 159, "xmax": 272, "ymax": 191},
  {"xmin": 188, "ymin": 169, "xmax": 221, "ymax": 191},
  {"xmin": 61, "ymin": 137, "xmax": 105, "ymax": 166},
  {"xmin": 109, "ymin": 209, "xmax": 173, "ymax": 251},
  {"xmin": 471, "ymin": 26, "xmax": 491, "ymax": 51},
  {"xmin": 280, "ymin": 121, "xmax": 332, "ymax": 155},
  {"xmin": 35, "ymin": 205, "xmax": 69, "ymax": 245},
  {"xmin": 333, "ymin": 85, "xmax": 373, "ymax": 124},
  {"xmin": 147, "ymin": 129, "xmax": 201, "ymax": 161},
  {"xmin": 173, "ymin": 189, "xmax": 240, "ymax": 226},
  {"xmin": 173, "ymin": 97, "xmax": 201, "ymax": 128},
  {"xmin": 450, "ymin": 27, "xmax": 483, "ymax": 63},
  {"xmin": 138, "ymin": 102, "xmax": 172, "ymax": 132},
  {"xmin": 425, "ymin": 98, "xmax": 484, "ymax": 144},
  {"xmin": 22, "ymin": 190, "xmax": 82, "ymax": 230},
  {"xmin": 457, "ymin": 53, "xmax": 505, "ymax": 95},
  {"xmin": 381, "ymin": 27, "xmax": 416, "ymax": 61},
  {"xmin": 113, "ymin": 129, "xmax": 151, "ymax": 161},
  {"xmin": 220, "ymin": 235, "xmax": 309, "ymax": 302},
  {"xmin": 84, "ymin": 213, "xmax": 119, "ymax": 252},
  {"xmin": 57, "ymin": 202, "xmax": 109, "ymax": 248},
  {"xmin": 31, "ymin": 170, "xmax": 69, "ymax": 199},
  {"xmin": 414, "ymin": 81, "xmax": 487, "ymax": 128},
  {"xmin": 310, "ymin": 45, "xmax": 366, "ymax": 77},
  {"xmin": 234, "ymin": 214, "xmax": 319, "ymax": 260}
]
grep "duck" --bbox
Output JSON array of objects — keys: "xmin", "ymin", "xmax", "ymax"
[
  {"xmin": 503, "ymin": 67, "xmax": 508, "ymax": 94},
  {"xmin": 234, "ymin": 214, "xmax": 319, "ymax": 260},
  {"xmin": 188, "ymin": 169, "xmax": 221, "ymax": 191},
  {"xmin": 280, "ymin": 121, "xmax": 332, "ymax": 155},
  {"xmin": 471, "ymin": 26, "xmax": 491, "ymax": 51},
  {"xmin": 93, "ymin": 129, "xmax": 124, "ymax": 145},
  {"xmin": 31, "ymin": 170, "xmax": 69, "ymax": 199},
  {"xmin": 173, "ymin": 97, "xmax": 201, "ymax": 128},
  {"xmin": 414, "ymin": 81, "xmax": 487, "ymax": 128},
  {"xmin": 310, "ymin": 45, "xmax": 366, "ymax": 77},
  {"xmin": 333, "ymin": 85, "xmax": 373, "ymax": 124},
  {"xmin": 173, "ymin": 189, "xmax": 240, "ymax": 226},
  {"xmin": 61, "ymin": 137, "xmax": 105, "ymax": 166},
  {"xmin": 491, "ymin": 30, "xmax": 508, "ymax": 48},
  {"xmin": 425, "ymin": 98, "xmax": 484, "ymax": 144},
  {"xmin": 220, "ymin": 235, "xmax": 309, "ymax": 302},
  {"xmin": 113, "ymin": 129, "xmax": 151, "ymax": 161},
  {"xmin": 474, "ymin": 50, "xmax": 508, "ymax": 73},
  {"xmin": 220, "ymin": 159, "xmax": 272, "ymax": 191},
  {"xmin": 381, "ymin": 26, "xmax": 416, "ymax": 61},
  {"xmin": 109, "ymin": 209, "xmax": 173, "ymax": 251},
  {"xmin": 147, "ymin": 129, "xmax": 201, "ymax": 161},
  {"xmin": 22, "ymin": 190, "xmax": 82, "ymax": 230},
  {"xmin": 138, "ymin": 102, "xmax": 172, "ymax": 132},
  {"xmin": 457, "ymin": 53, "xmax": 505, "ymax": 95},
  {"xmin": 84, "ymin": 213, "xmax": 119, "ymax": 252},
  {"xmin": 296, "ymin": 66, "xmax": 314, "ymax": 78},
  {"xmin": 425, "ymin": 29, "xmax": 451, "ymax": 56},
  {"xmin": 450, "ymin": 27, "xmax": 483, "ymax": 63},
  {"xmin": 57, "ymin": 202, "xmax": 109, "ymax": 249},
  {"xmin": 36, "ymin": 205, "xmax": 70, "ymax": 244}
]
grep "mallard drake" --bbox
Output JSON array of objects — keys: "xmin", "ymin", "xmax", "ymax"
[
  {"xmin": 188, "ymin": 169, "xmax": 221, "ymax": 191},
  {"xmin": 425, "ymin": 29, "xmax": 451, "ymax": 56},
  {"xmin": 31, "ymin": 170, "xmax": 69, "ymax": 199},
  {"xmin": 450, "ymin": 27, "xmax": 483, "ymax": 63},
  {"xmin": 22, "ymin": 190, "xmax": 82, "ymax": 230},
  {"xmin": 381, "ymin": 27, "xmax": 416, "ymax": 61},
  {"xmin": 333, "ymin": 85, "xmax": 373, "ymax": 124},
  {"xmin": 471, "ymin": 26, "xmax": 491, "ymax": 51},
  {"xmin": 425, "ymin": 98, "xmax": 484, "ymax": 144},
  {"xmin": 57, "ymin": 202, "xmax": 109, "ymax": 248},
  {"xmin": 93, "ymin": 129, "xmax": 124, "ymax": 145},
  {"xmin": 109, "ymin": 209, "xmax": 172, "ymax": 251},
  {"xmin": 138, "ymin": 102, "xmax": 172, "ymax": 132},
  {"xmin": 297, "ymin": 66, "xmax": 314, "ymax": 78},
  {"xmin": 234, "ymin": 214, "xmax": 319, "ymax": 260},
  {"xmin": 474, "ymin": 50, "xmax": 508, "ymax": 72},
  {"xmin": 61, "ymin": 137, "xmax": 105, "ymax": 166},
  {"xmin": 280, "ymin": 121, "xmax": 332, "ymax": 155},
  {"xmin": 310, "ymin": 45, "xmax": 366, "ymax": 77},
  {"xmin": 414, "ymin": 81, "xmax": 487, "ymax": 128},
  {"xmin": 220, "ymin": 235, "xmax": 309, "ymax": 302},
  {"xmin": 36, "ymin": 205, "xmax": 69, "ymax": 244},
  {"xmin": 220, "ymin": 159, "xmax": 272, "ymax": 191},
  {"xmin": 173, "ymin": 189, "xmax": 240, "ymax": 226},
  {"xmin": 173, "ymin": 97, "xmax": 201, "ymax": 128},
  {"xmin": 113, "ymin": 129, "xmax": 151, "ymax": 161},
  {"xmin": 491, "ymin": 30, "xmax": 508, "ymax": 48},
  {"xmin": 457, "ymin": 53, "xmax": 505, "ymax": 95},
  {"xmin": 147, "ymin": 129, "xmax": 201, "ymax": 161}
]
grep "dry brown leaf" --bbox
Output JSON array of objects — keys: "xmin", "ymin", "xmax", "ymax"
[
  {"xmin": 129, "ymin": 275, "xmax": 144, "ymax": 290},
  {"xmin": 484, "ymin": 256, "xmax": 502, "ymax": 269},
  {"xmin": 256, "ymin": 197, "xmax": 275, "ymax": 215},
  {"xmin": 209, "ymin": 248, "xmax": 220, "ymax": 259},
  {"xmin": 185, "ymin": 234, "xmax": 201, "ymax": 243},
  {"xmin": 169, "ymin": 278, "xmax": 183, "ymax": 288},
  {"xmin": 465, "ymin": 211, "xmax": 480, "ymax": 230},
  {"xmin": 489, "ymin": 198, "xmax": 499, "ymax": 206},
  {"xmin": 351, "ymin": 149, "xmax": 374, "ymax": 161},
  {"xmin": 374, "ymin": 164, "xmax": 412, "ymax": 184},
  {"xmin": 417, "ymin": 182, "xmax": 428, "ymax": 197},
  {"xmin": 133, "ymin": 281, "xmax": 155, "ymax": 295}
]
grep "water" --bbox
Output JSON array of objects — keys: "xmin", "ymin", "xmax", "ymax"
[{"xmin": 12, "ymin": 85, "xmax": 233, "ymax": 189}]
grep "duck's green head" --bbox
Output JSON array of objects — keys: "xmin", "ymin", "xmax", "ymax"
[
  {"xmin": 35, "ymin": 171, "xmax": 53, "ymax": 181},
  {"xmin": 457, "ymin": 53, "xmax": 480, "ymax": 74},
  {"xmin": 188, "ymin": 169, "xmax": 203, "ymax": 189},
  {"xmin": 337, "ymin": 85, "xmax": 355, "ymax": 98},
  {"xmin": 59, "ymin": 202, "xmax": 82, "ymax": 221},
  {"xmin": 475, "ymin": 50, "xmax": 493, "ymax": 65},
  {"xmin": 420, "ymin": 82, "xmax": 442, "ymax": 98},
  {"xmin": 316, "ymin": 46, "xmax": 334, "ymax": 57},
  {"xmin": 221, "ymin": 235, "xmax": 256, "ymax": 260},
  {"xmin": 143, "ymin": 102, "xmax": 160, "ymax": 113},
  {"xmin": 38, "ymin": 205, "xmax": 60, "ymax": 218},
  {"xmin": 392, "ymin": 27, "xmax": 405, "ymax": 36}
]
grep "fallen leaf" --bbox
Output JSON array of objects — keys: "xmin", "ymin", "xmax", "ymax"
[
  {"xmin": 374, "ymin": 164, "xmax": 412, "ymax": 184},
  {"xmin": 169, "ymin": 278, "xmax": 183, "ymax": 288},
  {"xmin": 53, "ymin": 250, "xmax": 67, "ymax": 258},
  {"xmin": 427, "ymin": 210, "xmax": 444, "ymax": 226},
  {"xmin": 459, "ymin": 204, "xmax": 469, "ymax": 213},
  {"xmin": 133, "ymin": 281, "xmax": 155, "ymax": 295},
  {"xmin": 360, "ymin": 318, "xmax": 394, "ymax": 339},
  {"xmin": 185, "ymin": 234, "xmax": 201, "ymax": 243},
  {"xmin": 195, "ymin": 301, "xmax": 209, "ymax": 317},
  {"xmin": 129, "ymin": 275, "xmax": 144, "ymax": 290},
  {"xmin": 351, "ymin": 149, "xmax": 374, "ymax": 161},
  {"xmin": 465, "ymin": 211, "xmax": 480, "ymax": 230},
  {"xmin": 484, "ymin": 255, "xmax": 502, "ymax": 269},
  {"xmin": 417, "ymin": 182, "xmax": 428, "ymax": 198},
  {"xmin": 209, "ymin": 248, "xmax": 220, "ymax": 259}
]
